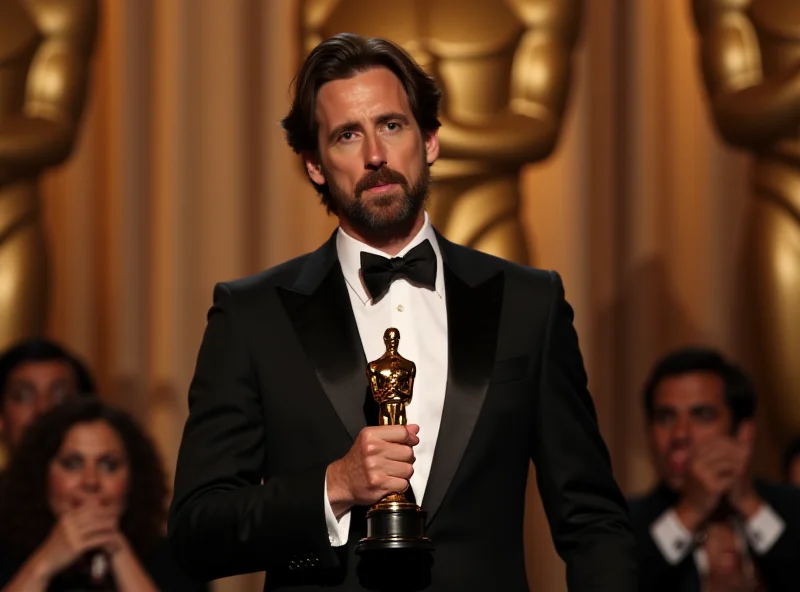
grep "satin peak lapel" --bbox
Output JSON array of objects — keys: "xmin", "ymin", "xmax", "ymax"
[
  {"xmin": 421, "ymin": 237, "xmax": 504, "ymax": 526},
  {"xmin": 277, "ymin": 236, "xmax": 368, "ymax": 442}
]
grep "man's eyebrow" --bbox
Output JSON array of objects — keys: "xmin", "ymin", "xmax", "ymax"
[
  {"xmin": 328, "ymin": 121, "xmax": 362, "ymax": 144},
  {"xmin": 374, "ymin": 112, "xmax": 410, "ymax": 126}
]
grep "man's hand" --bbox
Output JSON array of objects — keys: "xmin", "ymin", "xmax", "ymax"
[
  {"xmin": 326, "ymin": 424, "xmax": 419, "ymax": 518},
  {"xmin": 676, "ymin": 424, "xmax": 756, "ymax": 531},
  {"xmin": 726, "ymin": 423, "xmax": 762, "ymax": 519},
  {"xmin": 705, "ymin": 522, "xmax": 761, "ymax": 592}
]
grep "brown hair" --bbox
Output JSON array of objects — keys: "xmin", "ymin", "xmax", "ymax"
[{"xmin": 281, "ymin": 33, "xmax": 442, "ymax": 209}]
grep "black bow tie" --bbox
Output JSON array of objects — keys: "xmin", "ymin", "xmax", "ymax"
[{"xmin": 360, "ymin": 239, "xmax": 437, "ymax": 301}]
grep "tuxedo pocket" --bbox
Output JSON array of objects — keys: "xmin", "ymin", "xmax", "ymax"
[{"xmin": 490, "ymin": 355, "xmax": 529, "ymax": 383}]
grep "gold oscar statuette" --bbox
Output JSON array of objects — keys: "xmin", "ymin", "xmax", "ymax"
[{"xmin": 356, "ymin": 328, "xmax": 433, "ymax": 554}]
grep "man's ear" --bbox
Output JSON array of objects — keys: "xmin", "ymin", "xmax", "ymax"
[
  {"xmin": 303, "ymin": 152, "xmax": 326, "ymax": 185},
  {"xmin": 424, "ymin": 129, "xmax": 440, "ymax": 165},
  {"xmin": 736, "ymin": 419, "xmax": 756, "ymax": 444}
]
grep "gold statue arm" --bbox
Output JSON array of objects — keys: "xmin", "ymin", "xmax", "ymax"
[
  {"xmin": 435, "ymin": 0, "xmax": 583, "ymax": 165},
  {"xmin": 692, "ymin": 0, "xmax": 800, "ymax": 147},
  {"xmin": 406, "ymin": 366, "xmax": 416, "ymax": 405},
  {"xmin": 369, "ymin": 368, "xmax": 381, "ymax": 401},
  {"xmin": 0, "ymin": 0, "xmax": 98, "ymax": 171}
]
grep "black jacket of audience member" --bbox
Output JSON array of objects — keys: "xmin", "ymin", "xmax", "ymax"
[{"xmin": 628, "ymin": 479, "xmax": 800, "ymax": 592}]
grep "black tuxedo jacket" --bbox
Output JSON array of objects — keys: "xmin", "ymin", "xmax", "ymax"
[
  {"xmin": 167, "ymin": 231, "xmax": 637, "ymax": 591},
  {"xmin": 628, "ymin": 480, "xmax": 800, "ymax": 592}
]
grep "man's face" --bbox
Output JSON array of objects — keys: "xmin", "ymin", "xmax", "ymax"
[
  {"xmin": 305, "ymin": 67, "xmax": 439, "ymax": 238},
  {"xmin": 0, "ymin": 360, "xmax": 79, "ymax": 450},
  {"xmin": 648, "ymin": 372, "xmax": 735, "ymax": 490}
]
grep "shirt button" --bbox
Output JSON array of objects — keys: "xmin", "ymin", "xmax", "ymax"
[{"xmin": 397, "ymin": 304, "xmax": 405, "ymax": 312}]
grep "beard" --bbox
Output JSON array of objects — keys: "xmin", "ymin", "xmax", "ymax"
[{"xmin": 326, "ymin": 160, "xmax": 430, "ymax": 240}]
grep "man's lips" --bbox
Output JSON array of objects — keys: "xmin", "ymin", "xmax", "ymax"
[
  {"xmin": 364, "ymin": 183, "xmax": 398, "ymax": 194},
  {"xmin": 668, "ymin": 450, "xmax": 688, "ymax": 473}
]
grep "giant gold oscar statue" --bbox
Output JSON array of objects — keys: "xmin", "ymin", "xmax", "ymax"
[
  {"xmin": 0, "ymin": 0, "xmax": 98, "ymax": 352},
  {"xmin": 300, "ymin": 0, "xmax": 584, "ymax": 264},
  {"xmin": 692, "ymin": 0, "xmax": 800, "ymax": 445}
]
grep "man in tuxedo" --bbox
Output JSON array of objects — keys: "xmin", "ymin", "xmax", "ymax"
[
  {"xmin": 167, "ymin": 33, "xmax": 637, "ymax": 591},
  {"xmin": 629, "ymin": 347, "xmax": 800, "ymax": 592}
]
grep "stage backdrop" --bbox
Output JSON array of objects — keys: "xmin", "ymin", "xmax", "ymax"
[{"xmin": 39, "ymin": 1, "xmax": 778, "ymax": 590}]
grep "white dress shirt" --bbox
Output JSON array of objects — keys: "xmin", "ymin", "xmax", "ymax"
[
  {"xmin": 650, "ymin": 503, "xmax": 785, "ymax": 577},
  {"xmin": 323, "ymin": 212, "xmax": 449, "ymax": 546}
]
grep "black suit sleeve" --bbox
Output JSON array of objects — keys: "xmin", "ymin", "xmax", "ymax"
[
  {"xmin": 750, "ymin": 485, "xmax": 800, "ymax": 592},
  {"xmin": 144, "ymin": 539, "xmax": 211, "ymax": 591},
  {"xmin": 167, "ymin": 283, "xmax": 340, "ymax": 581},
  {"xmin": 530, "ymin": 272, "xmax": 638, "ymax": 592}
]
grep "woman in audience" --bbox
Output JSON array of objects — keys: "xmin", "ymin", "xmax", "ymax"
[{"xmin": 0, "ymin": 399, "xmax": 207, "ymax": 591}]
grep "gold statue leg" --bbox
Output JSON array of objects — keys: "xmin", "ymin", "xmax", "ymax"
[
  {"xmin": 429, "ymin": 175, "xmax": 529, "ymax": 264},
  {"xmin": 745, "ymin": 194, "xmax": 800, "ymax": 444},
  {"xmin": 379, "ymin": 402, "xmax": 407, "ymax": 426},
  {"xmin": 0, "ymin": 183, "xmax": 48, "ymax": 351}
]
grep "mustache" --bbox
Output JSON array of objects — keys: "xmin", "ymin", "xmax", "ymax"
[{"xmin": 355, "ymin": 167, "xmax": 409, "ymax": 197}]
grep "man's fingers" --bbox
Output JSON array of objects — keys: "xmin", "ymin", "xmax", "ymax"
[
  {"xmin": 385, "ymin": 477, "xmax": 411, "ymax": 496},
  {"xmin": 703, "ymin": 456, "xmax": 737, "ymax": 471},
  {"xmin": 694, "ymin": 440, "xmax": 735, "ymax": 463},
  {"xmin": 383, "ymin": 458, "xmax": 415, "ymax": 481},
  {"xmin": 364, "ymin": 425, "xmax": 415, "ymax": 444},
  {"xmin": 383, "ymin": 443, "xmax": 415, "ymax": 463},
  {"xmin": 404, "ymin": 425, "xmax": 420, "ymax": 446}
]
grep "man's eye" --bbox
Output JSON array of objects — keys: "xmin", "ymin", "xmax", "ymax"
[
  {"xmin": 7, "ymin": 388, "xmax": 34, "ymax": 404},
  {"xmin": 386, "ymin": 122, "xmax": 401, "ymax": 131},
  {"xmin": 51, "ymin": 386, "xmax": 76, "ymax": 404},
  {"xmin": 695, "ymin": 408, "xmax": 718, "ymax": 422},
  {"xmin": 653, "ymin": 410, "xmax": 674, "ymax": 425},
  {"xmin": 339, "ymin": 131, "xmax": 355, "ymax": 142}
]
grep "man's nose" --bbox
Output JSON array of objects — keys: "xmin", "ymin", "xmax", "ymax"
[
  {"xmin": 35, "ymin": 393, "xmax": 51, "ymax": 414},
  {"xmin": 363, "ymin": 132, "xmax": 387, "ymax": 169},
  {"xmin": 671, "ymin": 415, "xmax": 691, "ymax": 442}
]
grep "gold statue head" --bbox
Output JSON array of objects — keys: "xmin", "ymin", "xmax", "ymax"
[{"xmin": 383, "ymin": 328, "xmax": 400, "ymax": 352}]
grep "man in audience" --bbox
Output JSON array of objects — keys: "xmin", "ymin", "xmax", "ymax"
[
  {"xmin": 628, "ymin": 347, "xmax": 799, "ymax": 591},
  {"xmin": 0, "ymin": 338, "xmax": 95, "ymax": 458}
]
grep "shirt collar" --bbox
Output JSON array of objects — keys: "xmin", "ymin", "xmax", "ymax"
[{"xmin": 336, "ymin": 211, "xmax": 445, "ymax": 305}]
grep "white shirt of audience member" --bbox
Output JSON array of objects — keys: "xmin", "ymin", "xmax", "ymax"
[{"xmin": 651, "ymin": 503, "xmax": 783, "ymax": 585}]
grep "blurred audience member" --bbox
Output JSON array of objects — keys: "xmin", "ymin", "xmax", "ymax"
[
  {"xmin": 782, "ymin": 437, "xmax": 800, "ymax": 488},
  {"xmin": 0, "ymin": 399, "xmax": 206, "ymax": 591},
  {"xmin": 628, "ymin": 347, "xmax": 799, "ymax": 592},
  {"xmin": 0, "ymin": 339, "xmax": 95, "ymax": 456}
]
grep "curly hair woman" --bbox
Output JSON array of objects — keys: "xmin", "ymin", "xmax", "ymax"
[{"xmin": 0, "ymin": 399, "xmax": 206, "ymax": 591}]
